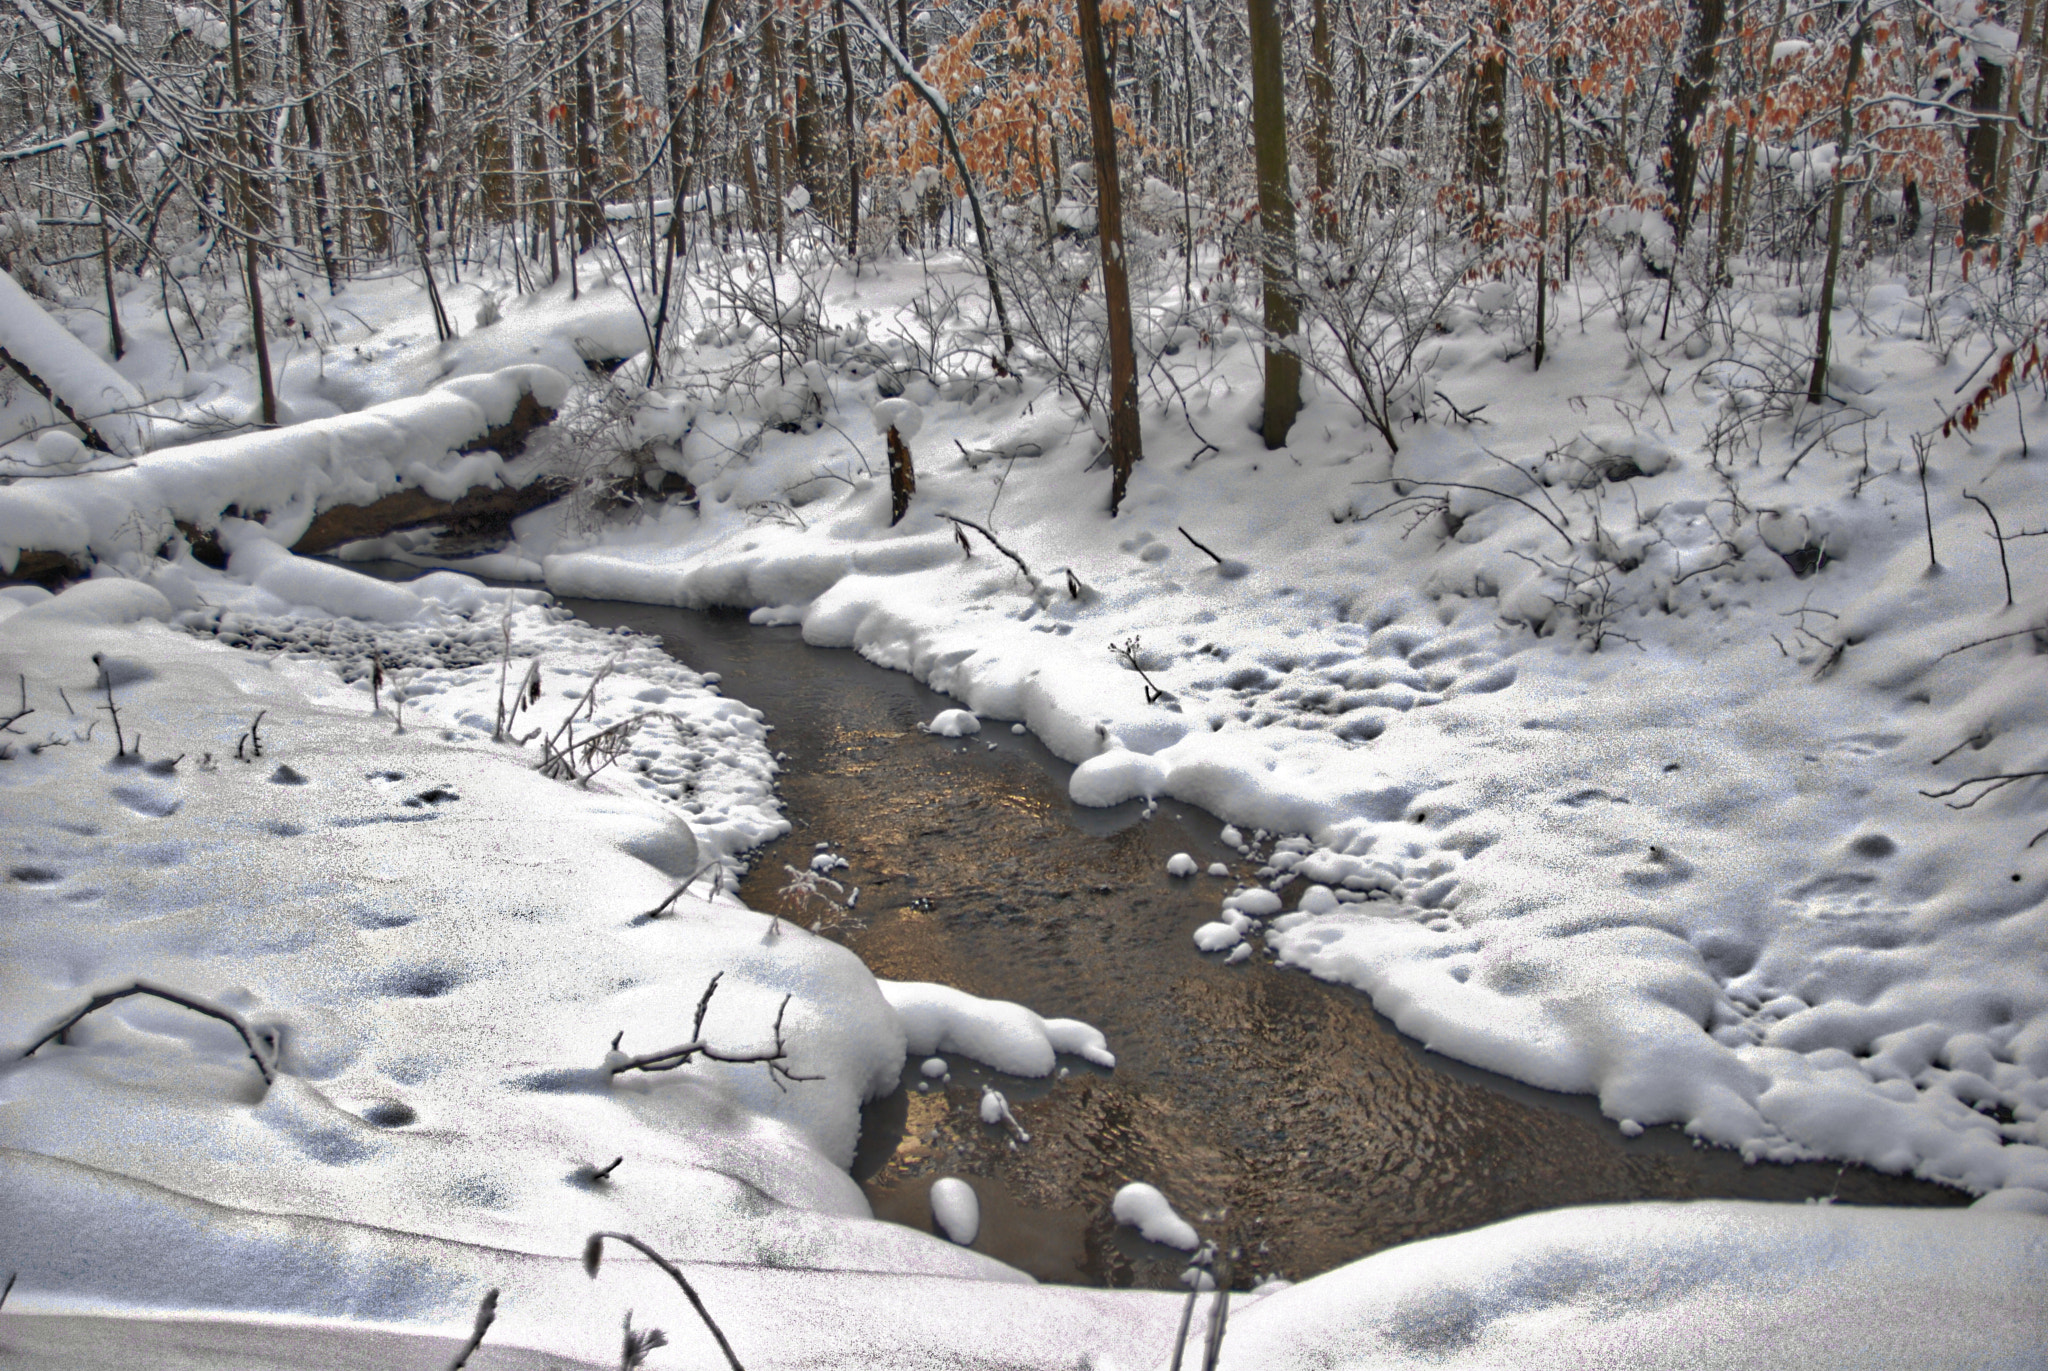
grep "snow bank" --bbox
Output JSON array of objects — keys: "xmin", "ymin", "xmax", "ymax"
[{"xmin": 1215, "ymin": 1202, "xmax": 2047, "ymax": 1370}]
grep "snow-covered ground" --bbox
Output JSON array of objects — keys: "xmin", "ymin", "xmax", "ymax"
[{"xmin": 4, "ymin": 248, "xmax": 2048, "ymax": 1361}]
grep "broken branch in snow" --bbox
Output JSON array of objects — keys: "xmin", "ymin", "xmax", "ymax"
[
  {"xmin": 639, "ymin": 860, "xmax": 723, "ymax": 920},
  {"xmin": 1177, "ymin": 526, "xmax": 1225, "ymax": 564},
  {"xmin": 939, "ymin": 513, "xmax": 1034, "ymax": 581},
  {"xmin": 21, "ymin": 979, "xmax": 278, "ymax": 1085},
  {"xmin": 582, "ymin": 1231, "xmax": 746, "ymax": 1371},
  {"xmin": 444, "ymin": 1288, "xmax": 498, "ymax": 1371},
  {"xmin": 1352, "ymin": 476, "xmax": 1574, "ymax": 550},
  {"xmin": 1920, "ymin": 769, "xmax": 2048, "ymax": 808},
  {"xmin": 0, "ymin": 674, "xmax": 30, "ymax": 733},
  {"xmin": 604, "ymin": 973, "xmax": 820, "ymax": 1090}
]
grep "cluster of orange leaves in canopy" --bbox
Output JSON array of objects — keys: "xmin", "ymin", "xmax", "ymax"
[
  {"xmin": 1709, "ymin": 9, "xmax": 1970, "ymax": 212},
  {"xmin": 1441, "ymin": 0, "xmax": 1683, "ymax": 279},
  {"xmin": 869, "ymin": 0, "xmax": 1160, "ymax": 202}
]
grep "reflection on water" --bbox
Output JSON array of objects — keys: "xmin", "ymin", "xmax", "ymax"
[{"xmin": 564, "ymin": 597, "xmax": 1970, "ymax": 1292}]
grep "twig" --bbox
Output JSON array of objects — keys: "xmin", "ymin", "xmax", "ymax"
[
  {"xmin": 938, "ymin": 513, "xmax": 1034, "ymax": 581},
  {"xmin": 91, "ymin": 654, "xmax": 130, "ymax": 759},
  {"xmin": 1920, "ymin": 769, "xmax": 2048, "ymax": 808},
  {"xmin": 591, "ymin": 1156, "xmax": 624, "ymax": 1181},
  {"xmin": 1110, "ymin": 636, "xmax": 1170, "ymax": 704},
  {"xmin": 0, "ymin": 675, "xmax": 29, "ymax": 733},
  {"xmin": 1964, "ymin": 492, "xmax": 2015, "ymax": 607},
  {"xmin": 1933, "ymin": 623, "xmax": 2046, "ymax": 660},
  {"xmin": 1167, "ymin": 1243, "xmax": 1217, "ymax": 1371},
  {"xmin": 640, "ymin": 860, "xmax": 722, "ymax": 919},
  {"xmin": 236, "ymin": 710, "xmax": 266, "ymax": 762},
  {"xmin": 0, "ymin": 1270, "xmax": 14, "ymax": 1311},
  {"xmin": 583, "ymin": 1232, "xmax": 746, "ymax": 1371},
  {"xmin": 1198, "ymin": 1248, "xmax": 1233, "ymax": 1371},
  {"xmin": 1177, "ymin": 526, "xmax": 1225, "ymax": 564},
  {"xmin": 22, "ymin": 979, "xmax": 277, "ymax": 1084},
  {"xmin": 1912, "ymin": 434, "xmax": 1939, "ymax": 571},
  {"xmin": 606, "ymin": 978, "xmax": 821, "ymax": 1090},
  {"xmin": 1353, "ymin": 477, "xmax": 1574, "ymax": 549},
  {"xmin": 444, "ymin": 1288, "xmax": 499, "ymax": 1371}
]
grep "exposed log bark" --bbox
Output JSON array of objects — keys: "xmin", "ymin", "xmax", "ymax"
[{"xmin": 291, "ymin": 473, "xmax": 573, "ymax": 555}]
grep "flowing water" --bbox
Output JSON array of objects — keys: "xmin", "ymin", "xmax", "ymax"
[{"xmin": 557, "ymin": 597, "xmax": 1969, "ymax": 1292}]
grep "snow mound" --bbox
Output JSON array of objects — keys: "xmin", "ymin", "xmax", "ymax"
[
  {"xmin": 879, "ymin": 980, "xmax": 1114, "ymax": 1074},
  {"xmin": 925, "ymin": 708, "xmax": 981, "ymax": 737},
  {"xmin": 1110, "ymin": 1182, "xmax": 1200, "ymax": 1250},
  {"xmin": 929, "ymin": 1177, "xmax": 980, "ymax": 1245}
]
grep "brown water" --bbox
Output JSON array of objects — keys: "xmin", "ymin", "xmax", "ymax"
[{"xmin": 563, "ymin": 598, "xmax": 1970, "ymax": 1292}]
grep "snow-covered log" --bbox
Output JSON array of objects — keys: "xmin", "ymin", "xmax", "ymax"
[
  {"xmin": 0, "ymin": 267, "xmax": 148, "ymax": 456},
  {"xmin": 0, "ymin": 364, "xmax": 570, "ymax": 577}
]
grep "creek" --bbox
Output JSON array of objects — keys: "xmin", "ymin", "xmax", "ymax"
[{"xmin": 556, "ymin": 596, "xmax": 1970, "ymax": 1292}]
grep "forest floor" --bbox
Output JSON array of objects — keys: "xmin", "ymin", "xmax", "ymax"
[{"xmin": 2, "ymin": 244, "xmax": 2047, "ymax": 1364}]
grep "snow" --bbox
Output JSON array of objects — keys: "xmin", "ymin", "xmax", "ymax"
[
  {"xmin": 880, "ymin": 979, "xmax": 1112, "ymax": 1076},
  {"xmin": 0, "ymin": 266, "xmax": 150, "ymax": 457},
  {"xmin": 1193, "ymin": 921, "xmax": 1244, "ymax": 953},
  {"xmin": 929, "ymin": 1176, "xmax": 981, "ymax": 1245},
  {"xmin": 1167, "ymin": 851, "xmax": 1199, "ymax": 877},
  {"xmin": 7, "ymin": 241, "xmax": 2048, "ymax": 1363},
  {"xmin": 457, "ymin": 254, "xmax": 2048, "ymax": 1213},
  {"xmin": 925, "ymin": 706, "xmax": 981, "ymax": 736},
  {"xmin": 1214, "ymin": 1202, "xmax": 2048, "ymax": 1370},
  {"xmin": 1111, "ymin": 1182, "xmax": 1201, "ymax": 1250},
  {"xmin": 0, "ymin": 363, "xmax": 566, "ymax": 575}
]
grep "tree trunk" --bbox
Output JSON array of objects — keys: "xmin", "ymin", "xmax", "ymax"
[
  {"xmin": 228, "ymin": 0, "xmax": 276, "ymax": 426},
  {"xmin": 1662, "ymin": 0, "xmax": 1727, "ymax": 247},
  {"xmin": 1808, "ymin": 9, "xmax": 1867, "ymax": 405},
  {"xmin": 287, "ymin": 0, "xmax": 341, "ymax": 293},
  {"xmin": 65, "ymin": 40, "xmax": 123, "ymax": 359},
  {"xmin": 1962, "ymin": 11, "xmax": 2007, "ymax": 248},
  {"xmin": 1247, "ymin": 0, "xmax": 1300, "ymax": 448},
  {"xmin": 832, "ymin": 0, "xmax": 861, "ymax": 250},
  {"xmin": 1308, "ymin": 0, "xmax": 1337, "ymax": 240},
  {"xmin": 886, "ymin": 425, "xmax": 915, "ymax": 524},
  {"xmin": 1077, "ymin": 0, "xmax": 1143, "ymax": 512}
]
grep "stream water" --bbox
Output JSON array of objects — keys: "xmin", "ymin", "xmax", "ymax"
[{"xmin": 556, "ymin": 596, "xmax": 1970, "ymax": 1293}]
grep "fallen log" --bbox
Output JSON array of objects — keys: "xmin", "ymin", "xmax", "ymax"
[{"xmin": 289, "ymin": 473, "xmax": 572, "ymax": 557}]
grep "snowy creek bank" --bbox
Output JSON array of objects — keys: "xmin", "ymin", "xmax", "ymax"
[{"xmin": 556, "ymin": 594, "xmax": 1971, "ymax": 1291}]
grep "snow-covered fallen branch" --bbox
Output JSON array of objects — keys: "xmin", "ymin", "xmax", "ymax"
[
  {"xmin": 21, "ymin": 979, "xmax": 278, "ymax": 1085},
  {"xmin": 602, "ymin": 972, "xmax": 820, "ymax": 1090}
]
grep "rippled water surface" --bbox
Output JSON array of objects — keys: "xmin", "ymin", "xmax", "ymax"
[{"xmin": 563, "ymin": 596, "xmax": 1969, "ymax": 1291}]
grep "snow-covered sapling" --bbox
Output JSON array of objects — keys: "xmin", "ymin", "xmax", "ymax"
[
  {"xmin": 444, "ymin": 1287, "xmax": 498, "ymax": 1371},
  {"xmin": 22, "ymin": 979, "xmax": 279, "ymax": 1086},
  {"xmin": 1110, "ymin": 635, "xmax": 1171, "ymax": 704},
  {"xmin": 583, "ymin": 1232, "xmax": 744, "ymax": 1371},
  {"xmin": 91, "ymin": 654, "xmax": 138, "ymax": 762}
]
